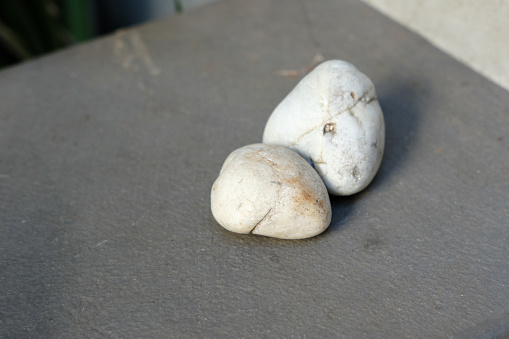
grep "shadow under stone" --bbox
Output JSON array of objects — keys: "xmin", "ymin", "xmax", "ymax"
[
  {"xmin": 327, "ymin": 77, "xmax": 428, "ymax": 233},
  {"xmin": 368, "ymin": 77, "xmax": 428, "ymax": 190}
]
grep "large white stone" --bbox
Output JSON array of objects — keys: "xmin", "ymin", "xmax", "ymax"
[
  {"xmin": 211, "ymin": 144, "xmax": 331, "ymax": 239},
  {"xmin": 263, "ymin": 60, "xmax": 385, "ymax": 195}
]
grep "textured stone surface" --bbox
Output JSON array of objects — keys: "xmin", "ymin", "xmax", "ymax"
[
  {"xmin": 263, "ymin": 60, "xmax": 385, "ymax": 195},
  {"xmin": 0, "ymin": 0, "xmax": 508, "ymax": 337},
  {"xmin": 211, "ymin": 144, "xmax": 331, "ymax": 239}
]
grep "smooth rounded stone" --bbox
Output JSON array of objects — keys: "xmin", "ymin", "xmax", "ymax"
[
  {"xmin": 263, "ymin": 60, "xmax": 385, "ymax": 196},
  {"xmin": 211, "ymin": 144, "xmax": 331, "ymax": 239}
]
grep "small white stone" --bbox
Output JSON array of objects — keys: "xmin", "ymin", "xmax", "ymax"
[
  {"xmin": 263, "ymin": 60, "xmax": 385, "ymax": 195},
  {"xmin": 211, "ymin": 144, "xmax": 331, "ymax": 239}
]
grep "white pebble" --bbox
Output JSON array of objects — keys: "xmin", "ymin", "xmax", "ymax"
[
  {"xmin": 263, "ymin": 60, "xmax": 385, "ymax": 195},
  {"xmin": 211, "ymin": 144, "xmax": 331, "ymax": 239}
]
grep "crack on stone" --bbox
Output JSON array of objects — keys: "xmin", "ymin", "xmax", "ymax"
[
  {"xmin": 288, "ymin": 121, "xmax": 325, "ymax": 147},
  {"xmin": 261, "ymin": 157, "xmax": 285, "ymax": 178},
  {"xmin": 250, "ymin": 208, "xmax": 272, "ymax": 234},
  {"xmin": 311, "ymin": 156, "xmax": 327, "ymax": 171},
  {"xmin": 362, "ymin": 96, "xmax": 376, "ymax": 104},
  {"xmin": 348, "ymin": 109, "xmax": 366, "ymax": 138},
  {"xmin": 289, "ymin": 93, "xmax": 376, "ymax": 147}
]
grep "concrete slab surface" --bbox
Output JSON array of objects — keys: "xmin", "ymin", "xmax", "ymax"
[{"xmin": 1, "ymin": 0, "xmax": 508, "ymax": 337}]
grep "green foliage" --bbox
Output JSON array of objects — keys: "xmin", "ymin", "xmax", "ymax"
[
  {"xmin": 0, "ymin": 0, "xmax": 93, "ymax": 68},
  {"xmin": 0, "ymin": 0, "xmax": 185, "ymax": 69},
  {"xmin": 174, "ymin": 0, "xmax": 183, "ymax": 13}
]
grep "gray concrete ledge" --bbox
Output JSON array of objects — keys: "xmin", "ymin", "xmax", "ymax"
[{"xmin": 1, "ymin": 0, "xmax": 508, "ymax": 337}]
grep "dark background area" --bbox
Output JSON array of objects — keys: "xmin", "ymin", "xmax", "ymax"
[{"xmin": 0, "ymin": 0, "xmax": 182, "ymax": 69}]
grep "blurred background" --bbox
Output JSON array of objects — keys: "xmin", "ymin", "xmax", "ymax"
[
  {"xmin": 1, "ymin": 0, "xmax": 507, "ymax": 91},
  {"xmin": 0, "ymin": 0, "xmax": 219, "ymax": 69}
]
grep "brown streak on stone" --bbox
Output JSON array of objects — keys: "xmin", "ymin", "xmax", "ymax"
[{"xmin": 286, "ymin": 177, "xmax": 315, "ymax": 205}]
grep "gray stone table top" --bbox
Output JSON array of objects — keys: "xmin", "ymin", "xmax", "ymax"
[{"xmin": 1, "ymin": 0, "xmax": 508, "ymax": 337}]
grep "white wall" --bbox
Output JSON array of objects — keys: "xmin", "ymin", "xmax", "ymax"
[
  {"xmin": 360, "ymin": 0, "xmax": 509, "ymax": 91},
  {"xmin": 148, "ymin": 0, "xmax": 222, "ymax": 18}
]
